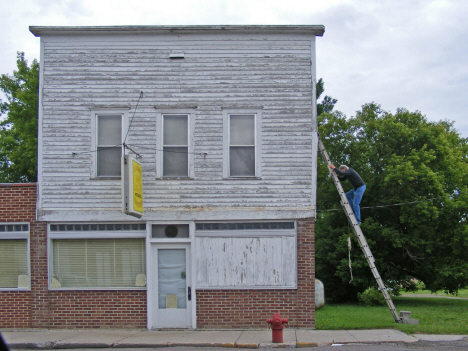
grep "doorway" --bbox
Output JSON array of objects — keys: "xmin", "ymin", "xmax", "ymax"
[{"xmin": 151, "ymin": 243, "xmax": 192, "ymax": 328}]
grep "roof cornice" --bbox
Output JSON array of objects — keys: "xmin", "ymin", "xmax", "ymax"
[{"xmin": 29, "ymin": 25, "xmax": 325, "ymax": 37}]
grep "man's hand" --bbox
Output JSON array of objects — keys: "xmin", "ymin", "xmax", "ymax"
[{"xmin": 328, "ymin": 164, "xmax": 335, "ymax": 170}]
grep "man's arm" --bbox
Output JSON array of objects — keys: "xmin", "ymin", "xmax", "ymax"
[{"xmin": 329, "ymin": 164, "xmax": 346, "ymax": 181}]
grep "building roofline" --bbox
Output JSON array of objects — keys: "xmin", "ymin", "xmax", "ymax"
[{"xmin": 29, "ymin": 25, "xmax": 325, "ymax": 37}]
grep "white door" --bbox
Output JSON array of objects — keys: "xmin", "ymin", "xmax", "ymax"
[{"xmin": 152, "ymin": 244, "xmax": 192, "ymax": 328}]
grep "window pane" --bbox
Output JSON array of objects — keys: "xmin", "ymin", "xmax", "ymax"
[
  {"xmin": 230, "ymin": 115, "xmax": 254, "ymax": 145},
  {"xmin": 97, "ymin": 147, "xmax": 121, "ymax": 176},
  {"xmin": 52, "ymin": 240, "xmax": 88, "ymax": 287},
  {"xmin": 164, "ymin": 115, "xmax": 188, "ymax": 146},
  {"xmin": 51, "ymin": 239, "xmax": 146, "ymax": 288},
  {"xmin": 163, "ymin": 147, "xmax": 188, "ymax": 177},
  {"xmin": 0, "ymin": 239, "xmax": 28, "ymax": 288},
  {"xmin": 230, "ymin": 146, "xmax": 255, "ymax": 176},
  {"xmin": 158, "ymin": 249, "xmax": 186, "ymax": 309},
  {"xmin": 98, "ymin": 115, "xmax": 122, "ymax": 145}
]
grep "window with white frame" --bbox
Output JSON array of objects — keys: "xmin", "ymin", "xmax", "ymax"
[
  {"xmin": 161, "ymin": 114, "xmax": 190, "ymax": 177},
  {"xmin": 51, "ymin": 238, "xmax": 146, "ymax": 289},
  {"xmin": 0, "ymin": 223, "xmax": 30, "ymax": 289},
  {"xmin": 93, "ymin": 113, "xmax": 124, "ymax": 177},
  {"xmin": 226, "ymin": 113, "xmax": 260, "ymax": 177},
  {"xmin": 49, "ymin": 223, "xmax": 146, "ymax": 289}
]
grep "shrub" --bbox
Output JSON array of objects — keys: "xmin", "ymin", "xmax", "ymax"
[{"xmin": 357, "ymin": 288, "xmax": 386, "ymax": 306}]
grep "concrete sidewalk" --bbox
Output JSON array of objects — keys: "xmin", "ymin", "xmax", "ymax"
[{"xmin": 2, "ymin": 328, "xmax": 467, "ymax": 349}]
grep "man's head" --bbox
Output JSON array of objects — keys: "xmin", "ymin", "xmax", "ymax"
[{"xmin": 339, "ymin": 165, "xmax": 349, "ymax": 171}]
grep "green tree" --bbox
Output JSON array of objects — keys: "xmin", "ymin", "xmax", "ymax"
[
  {"xmin": 316, "ymin": 103, "xmax": 468, "ymax": 302},
  {"xmin": 316, "ymin": 78, "xmax": 337, "ymax": 116},
  {"xmin": 0, "ymin": 52, "xmax": 39, "ymax": 182}
]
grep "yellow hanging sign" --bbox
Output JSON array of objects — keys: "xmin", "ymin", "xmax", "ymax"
[
  {"xmin": 132, "ymin": 159, "xmax": 143, "ymax": 213},
  {"xmin": 122, "ymin": 155, "xmax": 144, "ymax": 217}
]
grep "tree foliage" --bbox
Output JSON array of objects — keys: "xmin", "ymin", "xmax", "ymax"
[
  {"xmin": 0, "ymin": 52, "xmax": 39, "ymax": 182},
  {"xmin": 316, "ymin": 78, "xmax": 338, "ymax": 116},
  {"xmin": 316, "ymin": 103, "xmax": 468, "ymax": 302}
]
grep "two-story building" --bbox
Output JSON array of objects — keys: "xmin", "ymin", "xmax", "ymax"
[{"xmin": 2, "ymin": 25, "xmax": 324, "ymax": 329}]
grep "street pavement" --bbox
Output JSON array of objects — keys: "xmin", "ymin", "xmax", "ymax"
[{"xmin": 2, "ymin": 328, "xmax": 467, "ymax": 349}]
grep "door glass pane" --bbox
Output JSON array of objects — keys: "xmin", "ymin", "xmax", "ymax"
[
  {"xmin": 158, "ymin": 249, "xmax": 186, "ymax": 309},
  {"xmin": 230, "ymin": 146, "xmax": 255, "ymax": 176},
  {"xmin": 164, "ymin": 116, "xmax": 188, "ymax": 146},
  {"xmin": 163, "ymin": 147, "xmax": 188, "ymax": 177},
  {"xmin": 98, "ymin": 115, "xmax": 122, "ymax": 145},
  {"xmin": 230, "ymin": 115, "xmax": 254, "ymax": 145}
]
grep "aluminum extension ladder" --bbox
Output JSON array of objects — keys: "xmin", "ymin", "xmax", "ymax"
[{"xmin": 318, "ymin": 137, "xmax": 402, "ymax": 323}]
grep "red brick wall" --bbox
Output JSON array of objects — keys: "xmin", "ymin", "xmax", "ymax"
[
  {"xmin": 0, "ymin": 293, "xmax": 32, "ymax": 328},
  {"xmin": 196, "ymin": 218, "xmax": 315, "ymax": 329},
  {"xmin": 296, "ymin": 217, "xmax": 316, "ymax": 328},
  {"xmin": 0, "ymin": 184, "xmax": 147, "ymax": 329},
  {"xmin": 48, "ymin": 291, "xmax": 147, "ymax": 328}
]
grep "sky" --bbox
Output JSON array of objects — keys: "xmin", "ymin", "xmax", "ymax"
[{"xmin": 1, "ymin": 0, "xmax": 467, "ymax": 137}]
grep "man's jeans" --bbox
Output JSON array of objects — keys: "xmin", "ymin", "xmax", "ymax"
[{"xmin": 345, "ymin": 185, "xmax": 366, "ymax": 224}]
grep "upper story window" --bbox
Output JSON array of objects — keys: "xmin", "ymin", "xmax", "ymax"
[
  {"xmin": 91, "ymin": 110, "xmax": 127, "ymax": 179},
  {"xmin": 157, "ymin": 113, "xmax": 193, "ymax": 178},
  {"xmin": 224, "ymin": 111, "xmax": 262, "ymax": 178},
  {"xmin": 163, "ymin": 115, "xmax": 188, "ymax": 177}
]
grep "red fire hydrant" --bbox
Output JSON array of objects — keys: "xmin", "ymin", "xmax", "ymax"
[{"xmin": 267, "ymin": 312, "xmax": 288, "ymax": 343}]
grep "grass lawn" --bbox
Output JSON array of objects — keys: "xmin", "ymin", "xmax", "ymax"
[{"xmin": 316, "ymin": 296, "xmax": 468, "ymax": 334}]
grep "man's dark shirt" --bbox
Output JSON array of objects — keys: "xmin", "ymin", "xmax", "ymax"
[{"xmin": 334, "ymin": 167, "xmax": 365, "ymax": 190}]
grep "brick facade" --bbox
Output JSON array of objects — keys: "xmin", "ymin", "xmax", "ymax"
[
  {"xmin": 1, "ymin": 184, "xmax": 314, "ymax": 329},
  {"xmin": 196, "ymin": 218, "xmax": 315, "ymax": 329},
  {"xmin": 0, "ymin": 184, "xmax": 147, "ymax": 329}
]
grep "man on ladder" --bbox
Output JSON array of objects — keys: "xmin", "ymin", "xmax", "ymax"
[
  {"xmin": 329, "ymin": 164, "xmax": 366, "ymax": 224},
  {"xmin": 320, "ymin": 139, "xmax": 410, "ymax": 323}
]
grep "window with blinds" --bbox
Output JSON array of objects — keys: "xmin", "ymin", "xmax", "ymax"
[
  {"xmin": 51, "ymin": 238, "xmax": 146, "ymax": 289},
  {"xmin": 0, "ymin": 239, "xmax": 28, "ymax": 289}
]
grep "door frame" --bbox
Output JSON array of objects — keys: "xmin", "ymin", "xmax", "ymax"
[{"xmin": 147, "ymin": 237, "xmax": 196, "ymax": 330}]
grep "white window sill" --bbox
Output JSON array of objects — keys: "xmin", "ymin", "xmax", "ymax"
[
  {"xmin": 224, "ymin": 177, "xmax": 262, "ymax": 180},
  {"xmin": 90, "ymin": 176, "xmax": 121, "ymax": 180},
  {"xmin": 156, "ymin": 177, "xmax": 194, "ymax": 180}
]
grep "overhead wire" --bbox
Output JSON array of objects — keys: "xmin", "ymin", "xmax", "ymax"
[{"xmin": 317, "ymin": 195, "xmax": 452, "ymax": 213}]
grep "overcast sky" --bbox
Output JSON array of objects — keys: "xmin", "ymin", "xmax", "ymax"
[{"xmin": 1, "ymin": 0, "xmax": 467, "ymax": 137}]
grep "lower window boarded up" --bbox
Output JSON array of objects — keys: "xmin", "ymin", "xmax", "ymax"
[{"xmin": 195, "ymin": 235, "xmax": 296, "ymax": 288}]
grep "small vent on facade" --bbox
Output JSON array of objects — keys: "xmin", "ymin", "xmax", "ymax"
[
  {"xmin": 169, "ymin": 52, "xmax": 185, "ymax": 59},
  {"xmin": 152, "ymin": 224, "xmax": 189, "ymax": 238}
]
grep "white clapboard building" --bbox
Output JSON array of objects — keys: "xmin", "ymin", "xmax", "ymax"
[{"xmin": 30, "ymin": 25, "xmax": 325, "ymax": 330}]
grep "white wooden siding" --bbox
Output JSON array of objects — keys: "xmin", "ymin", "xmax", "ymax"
[
  {"xmin": 37, "ymin": 30, "xmax": 318, "ymax": 221},
  {"xmin": 195, "ymin": 235, "xmax": 296, "ymax": 288}
]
